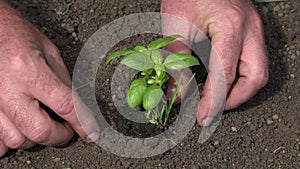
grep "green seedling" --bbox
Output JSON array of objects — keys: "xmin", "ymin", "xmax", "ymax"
[{"xmin": 106, "ymin": 35, "xmax": 200, "ymax": 125}]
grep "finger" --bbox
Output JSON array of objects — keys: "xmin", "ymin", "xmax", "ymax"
[
  {"xmin": 4, "ymin": 96, "xmax": 74, "ymax": 146},
  {"xmin": 197, "ymin": 32, "xmax": 242, "ymax": 126},
  {"xmin": 0, "ymin": 110, "xmax": 34, "ymax": 149},
  {"xmin": 43, "ymin": 44, "xmax": 72, "ymax": 87},
  {"xmin": 0, "ymin": 140, "xmax": 8, "ymax": 158},
  {"xmin": 31, "ymin": 59, "xmax": 99, "ymax": 142},
  {"xmin": 225, "ymin": 29, "xmax": 268, "ymax": 109}
]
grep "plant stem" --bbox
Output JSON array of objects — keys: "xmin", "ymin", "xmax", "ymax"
[
  {"xmin": 164, "ymin": 72, "xmax": 196, "ymax": 125},
  {"xmin": 164, "ymin": 71, "xmax": 184, "ymax": 124}
]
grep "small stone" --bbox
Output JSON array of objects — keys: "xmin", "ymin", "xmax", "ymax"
[
  {"xmin": 290, "ymin": 74, "xmax": 295, "ymax": 78},
  {"xmin": 278, "ymin": 13, "xmax": 284, "ymax": 17},
  {"xmin": 62, "ymin": 23, "xmax": 75, "ymax": 33},
  {"xmin": 72, "ymin": 32, "xmax": 77, "ymax": 38},
  {"xmin": 261, "ymin": 6, "xmax": 269, "ymax": 16},
  {"xmin": 108, "ymin": 102, "xmax": 114, "ymax": 107},
  {"xmin": 53, "ymin": 158, "xmax": 61, "ymax": 162},
  {"xmin": 272, "ymin": 114, "xmax": 279, "ymax": 120},
  {"xmin": 231, "ymin": 127, "xmax": 237, "ymax": 132},
  {"xmin": 284, "ymin": 4, "xmax": 290, "ymax": 9},
  {"xmin": 273, "ymin": 6, "xmax": 280, "ymax": 12},
  {"xmin": 266, "ymin": 119, "xmax": 274, "ymax": 125},
  {"xmin": 213, "ymin": 140, "xmax": 220, "ymax": 146},
  {"xmin": 291, "ymin": 54, "xmax": 296, "ymax": 60},
  {"xmin": 191, "ymin": 164, "xmax": 200, "ymax": 169},
  {"xmin": 118, "ymin": 92, "xmax": 125, "ymax": 99},
  {"xmin": 26, "ymin": 161, "xmax": 31, "ymax": 164}
]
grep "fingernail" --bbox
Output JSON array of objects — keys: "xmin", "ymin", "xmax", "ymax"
[
  {"xmin": 87, "ymin": 132, "xmax": 99, "ymax": 142},
  {"xmin": 202, "ymin": 117, "xmax": 214, "ymax": 127}
]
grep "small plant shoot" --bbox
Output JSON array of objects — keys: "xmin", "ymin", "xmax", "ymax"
[{"xmin": 106, "ymin": 35, "xmax": 200, "ymax": 125}]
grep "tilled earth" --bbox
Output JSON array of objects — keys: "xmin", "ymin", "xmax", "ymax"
[{"xmin": 0, "ymin": 0, "xmax": 299, "ymax": 168}]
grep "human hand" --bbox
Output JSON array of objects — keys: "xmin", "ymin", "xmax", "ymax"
[
  {"xmin": 0, "ymin": 2, "xmax": 98, "ymax": 157},
  {"xmin": 162, "ymin": 0, "xmax": 269, "ymax": 126}
]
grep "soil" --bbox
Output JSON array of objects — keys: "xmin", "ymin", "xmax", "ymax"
[{"xmin": 1, "ymin": 0, "xmax": 299, "ymax": 168}]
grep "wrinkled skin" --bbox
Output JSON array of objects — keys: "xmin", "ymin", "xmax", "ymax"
[
  {"xmin": 0, "ymin": 2, "xmax": 98, "ymax": 157},
  {"xmin": 162, "ymin": 0, "xmax": 269, "ymax": 126},
  {"xmin": 0, "ymin": 0, "xmax": 269, "ymax": 158}
]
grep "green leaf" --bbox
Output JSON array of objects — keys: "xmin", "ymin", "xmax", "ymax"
[
  {"xmin": 154, "ymin": 64, "xmax": 166, "ymax": 80},
  {"xmin": 105, "ymin": 50, "xmax": 135, "ymax": 64},
  {"xmin": 141, "ymin": 68, "xmax": 153, "ymax": 76},
  {"xmin": 151, "ymin": 49, "xmax": 163, "ymax": 64},
  {"xmin": 129, "ymin": 78, "xmax": 147, "ymax": 89},
  {"xmin": 121, "ymin": 52, "xmax": 154, "ymax": 71},
  {"xmin": 127, "ymin": 78, "xmax": 147, "ymax": 108},
  {"xmin": 134, "ymin": 45, "xmax": 147, "ymax": 51},
  {"xmin": 148, "ymin": 35, "xmax": 183, "ymax": 49},
  {"xmin": 164, "ymin": 53, "xmax": 200, "ymax": 70},
  {"xmin": 143, "ymin": 85, "xmax": 164, "ymax": 110}
]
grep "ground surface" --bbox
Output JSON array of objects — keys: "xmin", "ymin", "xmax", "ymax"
[{"xmin": 0, "ymin": 0, "xmax": 299, "ymax": 168}]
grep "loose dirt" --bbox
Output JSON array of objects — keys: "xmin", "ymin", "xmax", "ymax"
[{"xmin": 0, "ymin": 0, "xmax": 299, "ymax": 168}]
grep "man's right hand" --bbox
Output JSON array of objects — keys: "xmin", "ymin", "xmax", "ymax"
[{"xmin": 0, "ymin": 2, "xmax": 98, "ymax": 157}]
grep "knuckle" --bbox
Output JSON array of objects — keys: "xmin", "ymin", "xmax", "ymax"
[
  {"xmin": 7, "ymin": 103, "xmax": 24, "ymax": 122},
  {"xmin": 217, "ymin": 8, "xmax": 245, "ymax": 34},
  {"xmin": 5, "ymin": 134, "xmax": 26, "ymax": 149},
  {"xmin": 27, "ymin": 124, "xmax": 51, "ymax": 144},
  {"xmin": 7, "ymin": 51, "xmax": 45, "ymax": 82},
  {"xmin": 226, "ymin": 8, "xmax": 245, "ymax": 26},
  {"xmin": 55, "ymin": 94, "xmax": 74, "ymax": 115}
]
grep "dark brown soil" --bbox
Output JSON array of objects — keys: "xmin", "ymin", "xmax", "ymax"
[{"xmin": 1, "ymin": 0, "xmax": 299, "ymax": 168}]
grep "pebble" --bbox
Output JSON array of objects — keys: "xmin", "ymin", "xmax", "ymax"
[
  {"xmin": 231, "ymin": 127, "xmax": 237, "ymax": 132},
  {"xmin": 213, "ymin": 140, "xmax": 220, "ymax": 146},
  {"xmin": 108, "ymin": 102, "xmax": 114, "ymax": 107},
  {"xmin": 191, "ymin": 164, "xmax": 200, "ymax": 169},
  {"xmin": 53, "ymin": 158, "xmax": 61, "ymax": 162},
  {"xmin": 61, "ymin": 23, "xmax": 75, "ymax": 33},
  {"xmin": 273, "ymin": 6, "xmax": 280, "ymax": 12},
  {"xmin": 26, "ymin": 161, "xmax": 31, "ymax": 164},
  {"xmin": 266, "ymin": 119, "xmax": 274, "ymax": 125},
  {"xmin": 290, "ymin": 74, "xmax": 295, "ymax": 78},
  {"xmin": 72, "ymin": 32, "xmax": 77, "ymax": 38},
  {"xmin": 261, "ymin": 6, "xmax": 269, "ymax": 16},
  {"xmin": 272, "ymin": 114, "xmax": 279, "ymax": 120},
  {"xmin": 291, "ymin": 54, "xmax": 296, "ymax": 60},
  {"xmin": 118, "ymin": 92, "xmax": 125, "ymax": 99}
]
